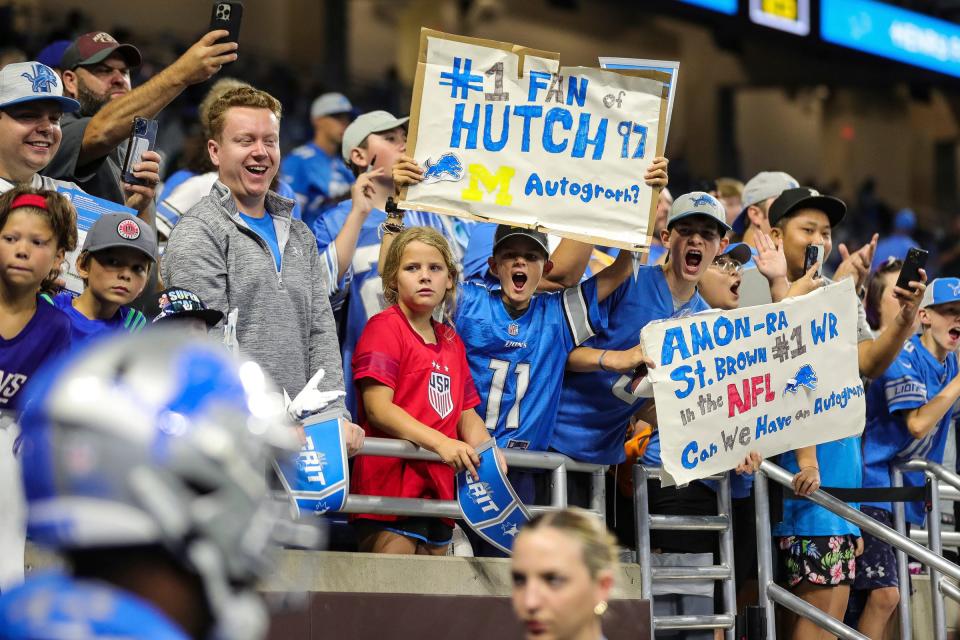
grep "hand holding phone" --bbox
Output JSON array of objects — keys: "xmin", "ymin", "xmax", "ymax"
[
  {"xmin": 895, "ymin": 248, "xmax": 928, "ymax": 294},
  {"xmin": 210, "ymin": 1, "xmax": 243, "ymax": 59},
  {"xmin": 121, "ymin": 117, "xmax": 158, "ymax": 187},
  {"xmin": 804, "ymin": 244, "xmax": 825, "ymax": 279}
]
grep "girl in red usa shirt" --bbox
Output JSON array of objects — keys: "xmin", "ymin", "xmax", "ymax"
[{"xmin": 351, "ymin": 226, "xmax": 492, "ymax": 555}]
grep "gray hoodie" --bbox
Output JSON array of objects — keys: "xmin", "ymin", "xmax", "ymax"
[{"xmin": 161, "ymin": 181, "xmax": 346, "ymax": 413}]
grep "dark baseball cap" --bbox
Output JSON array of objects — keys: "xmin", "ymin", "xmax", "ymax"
[
  {"xmin": 720, "ymin": 242, "xmax": 753, "ymax": 266},
  {"xmin": 82, "ymin": 213, "xmax": 157, "ymax": 262},
  {"xmin": 768, "ymin": 187, "xmax": 846, "ymax": 228},
  {"xmin": 61, "ymin": 32, "xmax": 142, "ymax": 70},
  {"xmin": 153, "ymin": 288, "xmax": 224, "ymax": 327},
  {"xmin": 492, "ymin": 225, "xmax": 550, "ymax": 257}
]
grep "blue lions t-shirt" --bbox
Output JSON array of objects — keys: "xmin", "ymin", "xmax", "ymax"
[
  {"xmin": 281, "ymin": 142, "xmax": 355, "ymax": 228},
  {"xmin": 0, "ymin": 297, "xmax": 71, "ymax": 413},
  {"xmin": 50, "ymin": 292, "xmax": 147, "ymax": 346},
  {"xmin": 862, "ymin": 334, "xmax": 959, "ymax": 525},
  {"xmin": 455, "ymin": 278, "xmax": 606, "ymax": 451},
  {"xmin": 552, "ymin": 264, "xmax": 710, "ymax": 465}
]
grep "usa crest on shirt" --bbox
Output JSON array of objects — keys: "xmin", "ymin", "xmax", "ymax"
[{"xmin": 429, "ymin": 370, "xmax": 454, "ymax": 418}]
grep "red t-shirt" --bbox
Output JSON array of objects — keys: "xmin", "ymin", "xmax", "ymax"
[{"xmin": 351, "ymin": 305, "xmax": 480, "ymax": 522}]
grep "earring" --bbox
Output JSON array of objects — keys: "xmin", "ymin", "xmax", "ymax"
[{"xmin": 593, "ymin": 601, "xmax": 608, "ymax": 617}]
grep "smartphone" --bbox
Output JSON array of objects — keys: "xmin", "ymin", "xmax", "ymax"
[
  {"xmin": 121, "ymin": 116, "xmax": 158, "ymax": 186},
  {"xmin": 895, "ymin": 247, "xmax": 929, "ymax": 293},
  {"xmin": 210, "ymin": 1, "xmax": 243, "ymax": 56},
  {"xmin": 804, "ymin": 244, "xmax": 825, "ymax": 279}
]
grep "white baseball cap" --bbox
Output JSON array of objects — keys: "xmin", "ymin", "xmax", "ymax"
[
  {"xmin": 0, "ymin": 61, "xmax": 80, "ymax": 112},
  {"xmin": 310, "ymin": 92, "xmax": 353, "ymax": 120},
  {"xmin": 668, "ymin": 191, "xmax": 731, "ymax": 232},
  {"xmin": 341, "ymin": 110, "xmax": 408, "ymax": 162}
]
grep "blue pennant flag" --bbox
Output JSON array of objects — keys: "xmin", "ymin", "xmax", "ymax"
[
  {"xmin": 456, "ymin": 439, "xmax": 530, "ymax": 554},
  {"xmin": 274, "ymin": 411, "xmax": 349, "ymax": 517}
]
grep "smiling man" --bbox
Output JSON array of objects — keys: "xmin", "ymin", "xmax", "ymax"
[{"xmin": 161, "ymin": 86, "xmax": 346, "ymax": 417}]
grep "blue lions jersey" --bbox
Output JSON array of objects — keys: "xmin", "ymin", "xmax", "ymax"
[
  {"xmin": 0, "ymin": 571, "xmax": 188, "ymax": 639},
  {"xmin": 552, "ymin": 264, "xmax": 710, "ymax": 465},
  {"xmin": 456, "ymin": 278, "xmax": 606, "ymax": 451},
  {"xmin": 281, "ymin": 142, "xmax": 355, "ymax": 227},
  {"xmin": 863, "ymin": 334, "xmax": 959, "ymax": 525},
  {"xmin": 310, "ymin": 200, "xmax": 470, "ymax": 415}
]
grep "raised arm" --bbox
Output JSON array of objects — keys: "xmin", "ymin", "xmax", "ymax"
[
  {"xmin": 66, "ymin": 31, "xmax": 237, "ymax": 166},
  {"xmin": 332, "ymin": 167, "xmax": 384, "ymax": 280},
  {"xmin": 858, "ymin": 273, "xmax": 927, "ymax": 378}
]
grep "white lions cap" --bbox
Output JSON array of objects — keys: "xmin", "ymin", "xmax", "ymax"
[
  {"xmin": 0, "ymin": 61, "xmax": 80, "ymax": 112},
  {"xmin": 667, "ymin": 191, "xmax": 731, "ymax": 232},
  {"xmin": 310, "ymin": 92, "xmax": 353, "ymax": 120},
  {"xmin": 341, "ymin": 110, "xmax": 408, "ymax": 162}
]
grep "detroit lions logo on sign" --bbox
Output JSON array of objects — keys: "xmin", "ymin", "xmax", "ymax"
[
  {"xmin": 784, "ymin": 364, "xmax": 818, "ymax": 395},
  {"xmin": 429, "ymin": 371, "xmax": 453, "ymax": 419},
  {"xmin": 421, "ymin": 153, "xmax": 464, "ymax": 184},
  {"xmin": 21, "ymin": 64, "xmax": 59, "ymax": 94}
]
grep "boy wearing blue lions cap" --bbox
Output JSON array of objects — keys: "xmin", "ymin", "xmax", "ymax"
[
  {"xmin": 851, "ymin": 277, "xmax": 960, "ymax": 638},
  {"xmin": 48, "ymin": 212, "xmax": 155, "ymax": 345}
]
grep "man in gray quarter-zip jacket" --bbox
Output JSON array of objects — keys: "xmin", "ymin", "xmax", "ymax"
[{"xmin": 160, "ymin": 86, "xmax": 347, "ymax": 416}]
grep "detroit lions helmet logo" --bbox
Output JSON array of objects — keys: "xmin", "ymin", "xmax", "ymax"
[
  {"xmin": 421, "ymin": 153, "xmax": 464, "ymax": 184},
  {"xmin": 21, "ymin": 64, "xmax": 59, "ymax": 94},
  {"xmin": 784, "ymin": 364, "xmax": 818, "ymax": 395}
]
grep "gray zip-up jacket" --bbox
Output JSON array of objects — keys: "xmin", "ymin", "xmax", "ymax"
[{"xmin": 161, "ymin": 181, "xmax": 346, "ymax": 414}]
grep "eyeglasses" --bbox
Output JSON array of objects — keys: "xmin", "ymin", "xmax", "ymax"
[{"xmin": 710, "ymin": 258, "xmax": 743, "ymax": 275}]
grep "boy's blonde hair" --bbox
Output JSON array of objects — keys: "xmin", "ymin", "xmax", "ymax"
[
  {"xmin": 519, "ymin": 507, "xmax": 618, "ymax": 580},
  {"xmin": 0, "ymin": 187, "xmax": 78, "ymax": 294},
  {"xmin": 206, "ymin": 86, "xmax": 282, "ymax": 141},
  {"xmin": 381, "ymin": 226, "xmax": 459, "ymax": 321}
]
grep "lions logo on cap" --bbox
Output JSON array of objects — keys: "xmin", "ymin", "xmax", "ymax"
[
  {"xmin": 21, "ymin": 64, "xmax": 59, "ymax": 94},
  {"xmin": 91, "ymin": 32, "xmax": 118, "ymax": 44},
  {"xmin": 117, "ymin": 218, "xmax": 141, "ymax": 240}
]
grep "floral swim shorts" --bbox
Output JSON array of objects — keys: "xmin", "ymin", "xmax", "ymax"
[{"xmin": 777, "ymin": 534, "xmax": 858, "ymax": 587}]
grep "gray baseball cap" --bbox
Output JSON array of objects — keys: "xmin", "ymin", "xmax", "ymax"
[
  {"xmin": 668, "ymin": 191, "xmax": 731, "ymax": 232},
  {"xmin": 341, "ymin": 110, "xmax": 408, "ymax": 162},
  {"xmin": 732, "ymin": 171, "xmax": 799, "ymax": 235},
  {"xmin": 82, "ymin": 213, "xmax": 157, "ymax": 262},
  {"xmin": 310, "ymin": 92, "xmax": 353, "ymax": 120},
  {"xmin": 0, "ymin": 62, "xmax": 79, "ymax": 112}
]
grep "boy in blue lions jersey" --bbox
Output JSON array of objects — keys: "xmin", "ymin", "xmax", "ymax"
[
  {"xmin": 552, "ymin": 191, "xmax": 730, "ymax": 469},
  {"xmin": 851, "ymin": 277, "xmax": 960, "ymax": 638}
]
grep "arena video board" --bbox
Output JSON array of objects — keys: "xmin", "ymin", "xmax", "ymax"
[
  {"xmin": 674, "ymin": 0, "xmax": 738, "ymax": 15},
  {"xmin": 750, "ymin": 0, "xmax": 811, "ymax": 36},
  {"xmin": 821, "ymin": 0, "xmax": 960, "ymax": 79}
]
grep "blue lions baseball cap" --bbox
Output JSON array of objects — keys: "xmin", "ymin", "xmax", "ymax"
[
  {"xmin": 668, "ymin": 191, "xmax": 731, "ymax": 232},
  {"xmin": 921, "ymin": 278, "xmax": 960, "ymax": 309},
  {"xmin": 0, "ymin": 61, "xmax": 79, "ymax": 111}
]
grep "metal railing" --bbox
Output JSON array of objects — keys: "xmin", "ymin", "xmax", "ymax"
[
  {"xmin": 633, "ymin": 465, "xmax": 737, "ymax": 639},
  {"xmin": 754, "ymin": 459, "xmax": 960, "ymax": 640},
  {"xmin": 335, "ymin": 437, "xmax": 607, "ymax": 518},
  {"xmin": 892, "ymin": 459, "xmax": 960, "ymax": 640}
]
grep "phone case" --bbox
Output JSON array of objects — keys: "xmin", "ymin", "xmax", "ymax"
[{"xmin": 121, "ymin": 117, "xmax": 158, "ymax": 186}]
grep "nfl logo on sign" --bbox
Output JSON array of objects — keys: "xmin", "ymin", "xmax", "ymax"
[
  {"xmin": 429, "ymin": 371, "xmax": 453, "ymax": 419},
  {"xmin": 508, "ymin": 322, "xmax": 519, "ymax": 336}
]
